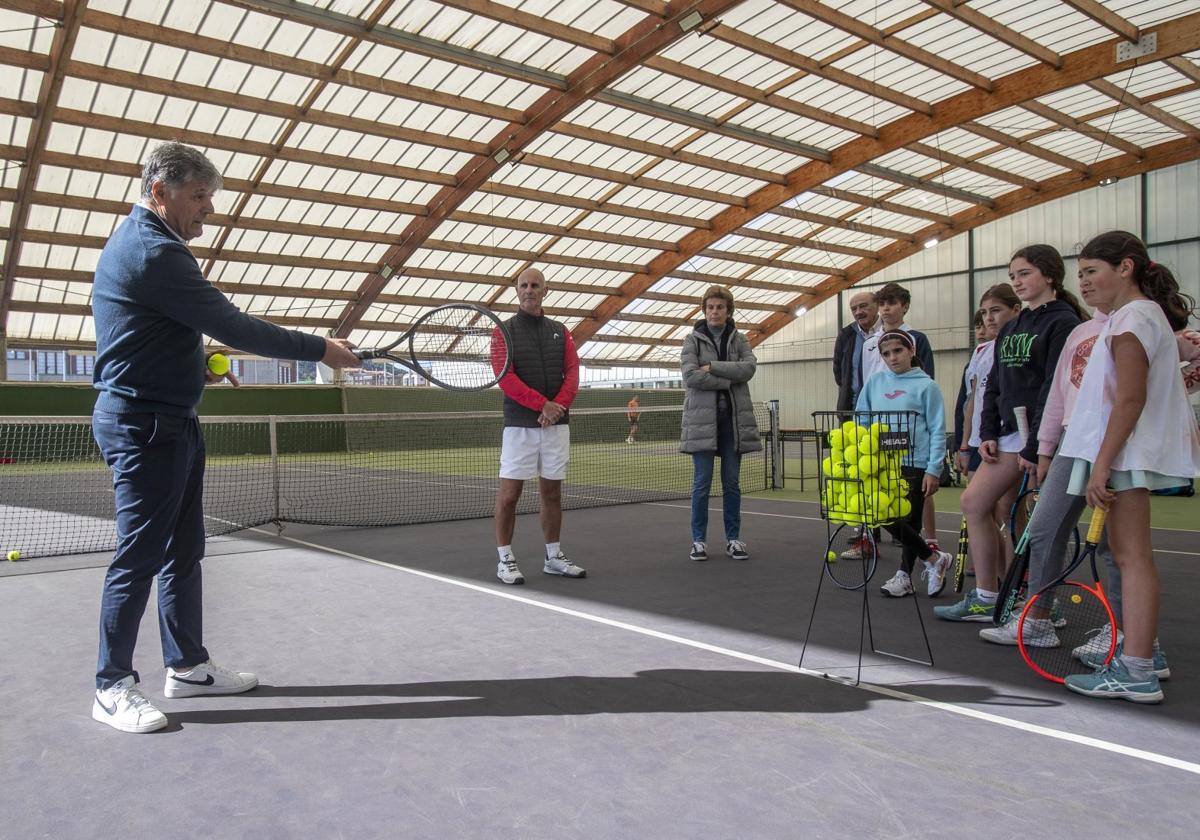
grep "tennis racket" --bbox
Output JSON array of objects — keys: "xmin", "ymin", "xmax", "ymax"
[
  {"xmin": 1018, "ymin": 509, "xmax": 1115, "ymax": 683},
  {"xmin": 354, "ymin": 303, "xmax": 512, "ymax": 391},
  {"xmin": 952, "ymin": 516, "xmax": 968, "ymax": 593},
  {"xmin": 994, "ymin": 485, "xmax": 1033, "ymax": 626}
]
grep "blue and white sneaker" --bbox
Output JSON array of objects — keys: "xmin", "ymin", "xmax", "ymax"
[
  {"xmin": 933, "ymin": 589, "xmax": 994, "ymax": 622},
  {"xmin": 1080, "ymin": 642, "xmax": 1170, "ymax": 680},
  {"xmin": 1064, "ymin": 658, "xmax": 1163, "ymax": 704}
]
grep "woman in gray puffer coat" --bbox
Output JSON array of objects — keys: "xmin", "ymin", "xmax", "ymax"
[{"xmin": 680, "ymin": 285, "xmax": 762, "ymax": 563}]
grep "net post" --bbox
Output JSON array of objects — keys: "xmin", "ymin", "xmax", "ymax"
[
  {"xmin": 268, "ymin": 415, "xmax": 280, "ymax": 525},
  {"xmin": 768, "ymin": 399, "xmax": 781, "ymax": 489}
]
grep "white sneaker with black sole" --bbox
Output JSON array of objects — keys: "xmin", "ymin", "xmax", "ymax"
[
  {"xmin": 544, "ymin": 551, "xmax": 586, "ymax": 578},
  {"xmin": 164, "ymin": 659, "xmax": 258, "ymax": 698},
  {"xmin": 726, "ymin": 540, "xmax": 749, "ymax": 561},
  {"xmin": 690, "ymin": 542, "xmax": 708, "ymax": 562},
  {"xmin": 497, "ymin": 556, "xmax": 525, "ymax": 585},
  {"xmin": 93, "ymin": 675, "xmax": 167, "ymax": 733},
  {"xmin": 880, "ymin": 570, "xmax": 914, "ymax": 597}
]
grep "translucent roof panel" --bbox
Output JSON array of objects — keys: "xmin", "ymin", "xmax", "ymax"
[{"xmin": 2, "ymin": 0, "xmax": 1196, "ymax": 365}]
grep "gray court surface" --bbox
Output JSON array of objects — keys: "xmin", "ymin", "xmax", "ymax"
[{"xmin": 2, "ymin": 497, "xmax": 1199, "ymax": 839}]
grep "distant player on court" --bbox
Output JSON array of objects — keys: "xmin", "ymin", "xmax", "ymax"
[{"xmin": 626, "ymin": 395, "xmax": 640, "ymax": 444}]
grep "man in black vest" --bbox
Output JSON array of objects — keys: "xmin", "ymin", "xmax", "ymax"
[{"xmin": 493, "ymin": 268, "xmax": 586, "ymax": 585}]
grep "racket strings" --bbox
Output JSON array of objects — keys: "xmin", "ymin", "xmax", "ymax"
[
  {"xmin": 1020, "ymin": 582, "xmax": 1114, "ymax": 682},
  {"xmin": 410, "ymin": 306, "xmax": 510, "ymax": 390}
]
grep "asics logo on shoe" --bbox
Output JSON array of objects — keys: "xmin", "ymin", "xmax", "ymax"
[
  {"xmin": 95, "ymin": 696, "xmax": 117, "ymax": 716},
  {"xmin": 170, "ymin": 674, "xmax": 215, "ymax": 686},
  {"xmin": 967, "ymin": 604, "xmax": 990, "ymax": 615}
]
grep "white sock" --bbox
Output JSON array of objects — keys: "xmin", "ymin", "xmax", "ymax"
[
  {"xmin": 1120, "ymin": 653, "xmax": 1155, "ymax": 680},
  {"xmin": 497, "ymin": 546, "xmax": 514, "ymax": 562},
  {"xmin": 976, "ymin": 588, "xmax": 998, "ymax": 603},
  {"xmin": 545, "ymin": 542, "xmax": 561, "ymax": 559}
]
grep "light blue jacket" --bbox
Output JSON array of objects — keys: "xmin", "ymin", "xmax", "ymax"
[{"xmin": 855, "ymin": 368, "xmax": 946, "ymax": 477}]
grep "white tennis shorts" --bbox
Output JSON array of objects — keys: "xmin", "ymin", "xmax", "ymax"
[
  {"xmin": 499, "ymin": 425, "xmax": 571, "ymax": 481},
  {"xmin": 997, "ymin": 430, "xmax": 1024, "ymax": 454}
]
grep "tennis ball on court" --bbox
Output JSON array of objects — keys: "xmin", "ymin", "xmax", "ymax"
[
  {"xmin": 826, "ymin": 550, "xmax": 838, "ymax": 564},
  {"xmin": 207, "ymin": 353, "xmax": 230, "ymax": 376},
  {"xmin": 6, "ymin": 550, "xmax": 19, "ymax": 562}
]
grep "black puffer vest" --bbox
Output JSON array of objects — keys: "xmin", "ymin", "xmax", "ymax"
[{"xmin": 503, "ymin": 309, "xmax": 568, "ymax": 428}]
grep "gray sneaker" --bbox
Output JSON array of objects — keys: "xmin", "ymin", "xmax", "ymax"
[
  {"xmin": 726, "ymin": 540, "xmax": 749, "ymax": 561},
  {"xmin": 544, "ymin": 551, "xmax": 586, "ymax": 578}
]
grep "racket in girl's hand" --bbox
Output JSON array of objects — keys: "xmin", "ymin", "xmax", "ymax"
[
  {"xmin": 1018, "ymin": 508, "xmax": 1116, "ymax": 683},
  {"xmin": 354, "ymin": 304, "xmax": 512, "ymax": 391},
  {"xmin": 953, "ymin": 516, "xmax": 968, "ymax": 593}
]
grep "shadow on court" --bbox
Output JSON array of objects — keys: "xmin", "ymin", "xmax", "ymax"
[{"xmin": 161, "ymin": 670, "xmax": 1058, "ymax": 729}]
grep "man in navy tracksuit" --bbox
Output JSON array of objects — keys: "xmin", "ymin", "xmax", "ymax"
[{"xmin": 90, "ymin": 142, "xmax": 360, "ymax": 733}]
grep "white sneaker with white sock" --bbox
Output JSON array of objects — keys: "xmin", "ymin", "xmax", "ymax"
[
  {"xmin": 93, "ymin": 675, "xmax": 167, "ymax": 733},
  {"xmin": 164, "ymin": 659, "xmax": 258, "ymax": 698},
  {"xmin": 497, "ymin": 556, "xmax": 525, "ymax": 585},
  {"xmin": 880, "ymin": 570, "xmax": 913, "ymax": 597}
]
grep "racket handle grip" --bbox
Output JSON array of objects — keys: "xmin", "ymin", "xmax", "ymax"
[
  {"xmin": 355, "ymin": 349, "xmax": 380, "ymax": 360},
  {"xmin": 1013, "ymin": 406, "xmax": 1030, "ymax": 446},
  {"xmin": 1087, "ymin": 507, "xmax": 1108, "ymax": 544}
]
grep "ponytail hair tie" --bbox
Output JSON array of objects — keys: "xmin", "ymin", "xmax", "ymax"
[{"xmin": 1148, "ymin": 260, "xmax": 1157, "ymax": 269}]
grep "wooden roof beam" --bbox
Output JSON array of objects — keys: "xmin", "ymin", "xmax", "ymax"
[
  {"xmin": 1060, "ymin": 0, "xmax": 1139, "ymax": 43},
  {"xmin": 1089, "ymin": 78, "xmax": 1200, "ymax": 142},
  {"xmin": 773, "ymin": 205, "xmax": 916, "ymax": 241},
  {"xmin": 808, "ymin": 185, "xmax": 955, "ymax": 225},
  {"xmin": 964, "ymin": 120, "xmax": 1091, "ymax": 173},
  {"xmin": 572, "ymin": 13, "xmax": 1200, "ymax": 345},
  {"xmin": 1, "ymin": 0, "xmax": 85, "ymax": 328},
  {"xmin": 906, "ymin": 141, "xmax": 1040, "ymax": 189},
  {"xmin": 777, "ymin": 0, "xmax": 993, "ymax": 91},
  {"xmin": 751, "ymin": 138, "xmax": 1200, "ymax": 346},
  {"xmin": 1022, "ymin": 101, "xmax": 1145, "ymax": 158},
  {"xmin": 920, "ymin": 0, "xmax": 1061, "ymax": 68}
]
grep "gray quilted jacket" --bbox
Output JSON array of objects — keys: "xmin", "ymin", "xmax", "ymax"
[{"xmin": 679, "ymin": 320, "xmax": 762, "ymax": 454}]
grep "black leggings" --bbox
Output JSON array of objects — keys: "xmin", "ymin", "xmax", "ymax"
[{"xmin": 880, "ymin": 467, "xmax": 933, "ymax": 575}]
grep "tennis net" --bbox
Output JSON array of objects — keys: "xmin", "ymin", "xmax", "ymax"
[{"xmin": 0, "ymin": 404, "xmax": 777, "ymax": 559}]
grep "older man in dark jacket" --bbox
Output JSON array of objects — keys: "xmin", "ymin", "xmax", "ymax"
[{"xmin": 832, "ymin": 291, "xmax": 879, "ymax": 412}]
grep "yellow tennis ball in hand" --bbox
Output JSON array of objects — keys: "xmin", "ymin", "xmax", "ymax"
[
  {"xmin": 7, "ymin": 550, "xmax": 19, "ymax": 562},
  {"xmin": 207, "ymin": 353, "xmax": 230, "ymax": 376}
]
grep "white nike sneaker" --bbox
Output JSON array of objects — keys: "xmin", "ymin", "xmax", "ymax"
[
  {"xmin": 164, "ymin": 659, "xmax": 258, "ymax": 698},
  {"xmin": 93, "ymin": 675, "xmax": 167, "ymax": 733}
]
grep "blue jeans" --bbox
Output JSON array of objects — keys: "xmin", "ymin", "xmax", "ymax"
[
  {"xmin": 92, "ymin": 411, "xmax": 209, "ymax": 690},
  {"xmin": 690, "ymin": 409, "xmax": 741, "ymax": 543}
]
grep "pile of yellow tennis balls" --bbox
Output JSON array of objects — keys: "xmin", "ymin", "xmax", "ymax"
[{"xmin": 820, "ymin": 420, "xmax": 911, "ymax": 526}]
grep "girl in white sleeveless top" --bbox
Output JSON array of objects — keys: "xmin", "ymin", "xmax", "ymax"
[{"xmin": 1058, "ymin": 231, "xmax": 1200, "ymax": 704}]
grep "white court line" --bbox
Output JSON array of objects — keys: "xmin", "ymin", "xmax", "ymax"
[
  {"xmin": 648, "ymin": 503, "xmax": 1200, "ymax": 557},
  {"xmin": 259, "ymin": 527, "xmax": 1200, "ymax": 777}
]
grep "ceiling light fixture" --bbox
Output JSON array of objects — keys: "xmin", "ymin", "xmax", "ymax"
[
  {"xmin": 1098, "ymin": 176, "xmax": 1119, "ymax": 187},
  {"xmin": 794, "ymin": 306, "xmax": 808, "ymax": 318},
  {"xmin": 679, "ymin": 11, "xmax": 703, "ymax": 32},
  {"xmin": 923, "ymin": 238, "xmax": 938, "ymax": 249}
]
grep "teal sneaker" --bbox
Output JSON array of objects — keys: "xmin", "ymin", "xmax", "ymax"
[
  {"xmin": 933, "ymin": 589, "xmax": 994, "ymax": 622},
  {"xmin": 1080, "ymin": 642, "xmax": 1171, "ymax": 680},
  {"xmin": 1064, "ymin": 658, "xmax": 1163, "ymax": 703}
]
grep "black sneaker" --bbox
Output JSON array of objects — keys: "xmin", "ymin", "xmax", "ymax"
[
  {"xmin": 689, "ymin": 541, "xmax": 708, "ymax": 561},
  {"xmin": 726, "ymin": 540, "xmax": 749, "ymax": 561}
]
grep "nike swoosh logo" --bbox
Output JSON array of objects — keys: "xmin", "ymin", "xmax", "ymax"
[
  {"xmin": 170, "ymin": 674, "xmax": 214, "ymax": 686},
  {"xmin": 96, "ymin": 696, "xmax": 117, "ymax": 715}
]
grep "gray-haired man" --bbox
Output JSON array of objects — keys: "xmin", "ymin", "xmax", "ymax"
[{"xmin": 89, "ymin": 142, "xmax": 360, "ymax": 733}]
